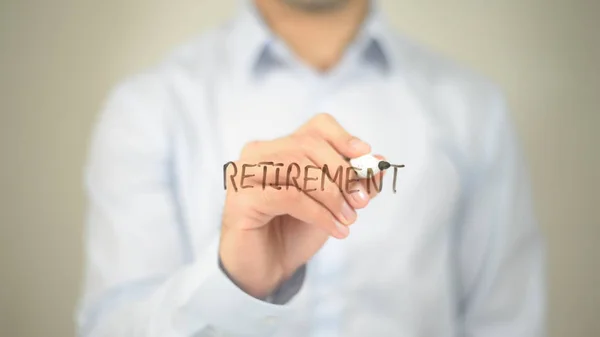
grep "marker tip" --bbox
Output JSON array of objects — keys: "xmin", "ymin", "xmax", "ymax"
[{"xmin": 378, "ymin": 160, "xmax": 391, "ymax": 170}]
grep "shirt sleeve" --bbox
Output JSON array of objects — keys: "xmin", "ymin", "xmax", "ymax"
[
  {"xmin": 76, "ymin": 74, "xmax": 305, "ymax": 337},
  {"xmin": 456, "ymin": 89, "xmax": 547, "ymax": 337}
]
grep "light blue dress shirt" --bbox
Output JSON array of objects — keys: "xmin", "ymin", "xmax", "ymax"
[{"xmin": 76, "ymin": 2, "xmax": 546, "ymax": 337}]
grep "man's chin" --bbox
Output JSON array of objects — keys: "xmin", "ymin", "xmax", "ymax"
[{"xmin": 281, "ymin": 0, "xmax": 351, "ymax": 13}]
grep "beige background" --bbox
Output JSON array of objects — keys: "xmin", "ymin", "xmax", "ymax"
[{"xmin": 1, "ymin": 1, "xmax": 599, "ymax": 336}]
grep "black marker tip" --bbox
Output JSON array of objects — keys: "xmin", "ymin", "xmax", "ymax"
[{"xmin": 378, "ymin": 160, "xmax": 391, "ymax": 171}]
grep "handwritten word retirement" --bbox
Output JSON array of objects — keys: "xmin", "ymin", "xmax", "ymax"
[{"xmin": 223, "ymin": 162, "xmax": 405, "ymax": 194}]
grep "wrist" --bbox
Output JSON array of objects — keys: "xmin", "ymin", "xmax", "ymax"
[{"xmin": 218, "ymin": 240, "xmax": 285, "ymax": 299}]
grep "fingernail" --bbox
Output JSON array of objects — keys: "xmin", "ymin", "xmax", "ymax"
[
  {"xmin": 340, "ymin": 201, "xmax": 356, "ymax": 224},
  {"xmin": 349, "ymin": 137, "xmax": 371, "ymax": 153},
  {"xmin": 334, "ymin": 220, "xmax": 350, "ymax": 238},
  {"xmin": 351, "ymin": 184, "xmax": 370, "ymax": 205}
]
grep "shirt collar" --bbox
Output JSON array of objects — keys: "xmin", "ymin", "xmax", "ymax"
[{"xmin": 228, "ymin": 0, "xmax": 397, "ymax": 80}]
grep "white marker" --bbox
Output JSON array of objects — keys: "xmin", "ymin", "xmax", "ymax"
[{"xmin": 349, "ymin": 154, "xmax": 391, "ymax": 179}]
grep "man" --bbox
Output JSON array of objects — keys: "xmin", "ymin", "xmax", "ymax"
[{"xmin": 76, "ymin": 0, "xmax": 546, "ymax": 336}]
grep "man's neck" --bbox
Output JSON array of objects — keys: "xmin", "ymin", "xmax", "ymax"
[{"xmin": 254, "ymin": 0, "xmax": 369, "ymax": 72}]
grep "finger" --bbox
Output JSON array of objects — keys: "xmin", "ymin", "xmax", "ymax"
[
  {"xmin": 250, "ymin": 152, "xmax": 357, "ymax": 228},
  {"xmin": 344, "ymin": 154, "xmax": 389, "ymax": 206},
  {"xmin": 297, "ymin": 113, "xmax": 371, "ymax": 159},
  {"xmin": 360, "ymin": 154, "xmax": 387, "ymax": 198},
  {"xmin": 255, "ymin": 186, "xmax": 350, "ymax": 239},
  {"xmin": 359, "ymin": 170, "xmax": 385, "ymax": 198},
  {"xmin": 236, "ymin": 151, "xmax": 315, "ymax": 192},
  {"xmin": 232, "ymin": 142, "xmax": 380, "ymax": 210},
  {"xmin": 232, "ymin": 137, "xmax": 307, "ymax": 190},
  {"xmin": 267, "ymin": 135, "xmax": 360, "ymax": 223},
  {"xmin": 293, "ymin": 133, "xmax": 366, "ymax": 213},
  {"xmin": 230, "ymin": 144, "xmax": 358, "ymax": 229}
]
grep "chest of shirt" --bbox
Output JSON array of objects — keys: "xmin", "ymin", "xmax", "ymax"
[{"xmin": 171, "ymin": 74, "xmax": 463, "ymax": 334}]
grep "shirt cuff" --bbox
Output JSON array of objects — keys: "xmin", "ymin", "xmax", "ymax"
[
  {"xmin": 265, "ymin": 265, "xmax": 306, "ymax": 305},
  {"xmin": 174, "ymin": 239, "xmax": 305, "ymax": 336},
  {"xmin": 219, "ymin": 258, "xmax": 306, "ymax": 306}
]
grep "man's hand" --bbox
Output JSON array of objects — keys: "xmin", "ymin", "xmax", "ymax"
[{"xmin": 219, "ymin": 113, "xmax": 385, "ymax": 299}]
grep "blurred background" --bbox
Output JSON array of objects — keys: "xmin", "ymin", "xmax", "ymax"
[{"xmin": 1, "ymin": 1, "xmax": 598, "ymax": 336}]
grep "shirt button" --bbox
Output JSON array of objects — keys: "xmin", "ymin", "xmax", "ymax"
[{"xmin": 263, "ymin": 315, "xmax": 279, "ymax": 325}]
